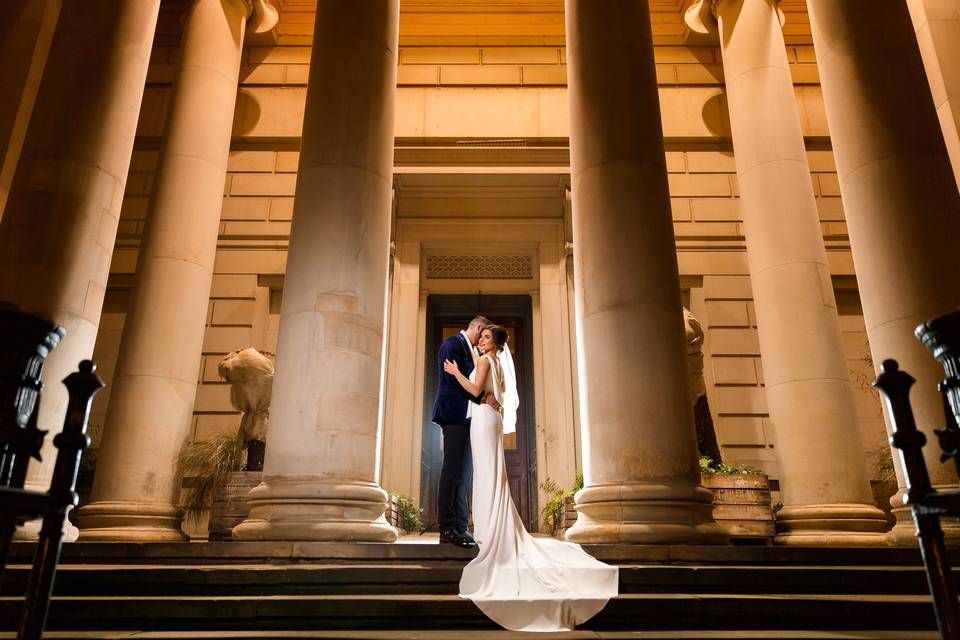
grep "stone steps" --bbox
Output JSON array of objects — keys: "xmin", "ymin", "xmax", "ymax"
[
  {"xmin": 0, "ymin": 563, "xmax": 946, "ymax": 596},
  {"xmin": 0, "ymin": 593, "xmax": 941, "ymax": 632},
  {"xmin": 0, "ymin": 631, "xmax": 943, "ymax": 640},
  {"xmin": 4, "ymin": 541, "xmax": 939, "ymax": 565},
  {"xmin": 0, "ymin": 542, "xmax": 947, "ymax": 635}
]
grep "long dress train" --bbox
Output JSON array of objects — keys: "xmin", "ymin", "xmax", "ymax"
[{"xmin": 459, "ymin": 354, "xmax": 619, "ymax": 632}]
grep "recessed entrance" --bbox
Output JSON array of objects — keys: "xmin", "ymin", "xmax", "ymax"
[{"xmin": 420, "ymin": 294, "xmax": 538, "ymax": 532}]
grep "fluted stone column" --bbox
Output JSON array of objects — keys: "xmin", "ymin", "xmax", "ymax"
[
  {"xmin": 232, "ymin": 1, "xmax": 399, "ymax": 542},
  {"xmin": 76, "ymin": 0, "xmax": 278, "ymax": 541},
  {"xmin": 0, "ymin": 0, "xmax": 159, "ymax": 540},
  {"xmin": 908, "ymin": 0, "xmax": 960, "ymax": 187},
  {"xmin": 807, "ymin": 1, "xmax": 960, "ymax": 545},
  {"xmin": 685, "ymin": 0, "xmax": 888, "ymax": 545},
  {"xmin": 563, "ymin": 0, "xmax": 727, "ymax": 545}
]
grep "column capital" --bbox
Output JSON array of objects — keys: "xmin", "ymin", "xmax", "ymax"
[
  {"xmin": 685, "ymin": 0, "xmax": 784, "ymax": 35},
  {"xmin": 242, "ymin": 0, "xmax": 279, "ymax": 34},
  {"xmin": 684, "ymin": 0, "xmax": 720, "ymax": 34}
]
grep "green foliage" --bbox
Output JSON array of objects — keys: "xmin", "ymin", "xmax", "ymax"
[
  {"xmin": 699, "ymin": 455, "xmax": 762, "ymax": 476},
  {"xmin": 573, "ymin": 469, "xmax": 584, "ymax": 493},
  {"xmin": 539, "ymin": 470, "xmax": 584, "ymax": 535},
  {"xmin": 389, "ymin": 493, "xmax": 423, "ymax": 533},
  {"xmin": 175, "ymin": 431, "xmax": 246, "ymax": 523}
]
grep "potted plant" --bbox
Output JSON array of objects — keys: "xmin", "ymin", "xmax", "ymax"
[
  {"xmin": 386, "ymin": 492, "xmax": 423, "ymax": 535},
  {"xmin": 699, "ymin": 455, "xmax": 775, "ymax": 542},
  {"xmin": 539, "ymin": 470, "xmax": 583, "ymax": 536},
  {"xmin": 175, "ymin": 430, "xmax": 249, "ymax": 540}
]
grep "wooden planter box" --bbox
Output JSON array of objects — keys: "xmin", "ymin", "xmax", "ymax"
[
  {"xmin": 701, "ymin": 473, "xmax": 775, "ymax": 542},
  {"xmin": 558, "ymin": 495, "xmax": 577, "ymax": 535},
  {"xmin": 208, "ymin": 471, "xmax": 262, "ymax": 541},
  {"xmin": 384, "ymin": 495, "xmax": 407, "ymax": 535}
]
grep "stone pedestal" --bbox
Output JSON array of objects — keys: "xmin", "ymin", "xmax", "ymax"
[
  {"xmin": 77, "ymin": 0, "xmax": 277, "ymax": 542},
  {"xmin": 686, "ymin": 0, "xmax": 888, "ymax": 546},
  {"xmin": 0, "ymin": 0, "xmax": 160, "ymax": 540},
  {"xmin": 232, "ymin": 1, "xmax": 399, "ymax": 542},
  {"xmin": 562, "ymin": 0, "xmax": 726, "ymax": 545},
  {"xmin": 807, "ymin": 0, "xmax": 960, "ymax": 545}
]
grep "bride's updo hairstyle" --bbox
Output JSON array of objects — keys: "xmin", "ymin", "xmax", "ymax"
[{"xmin": 487, "ymin": 325, "xmax": 509, "ymax": 352}]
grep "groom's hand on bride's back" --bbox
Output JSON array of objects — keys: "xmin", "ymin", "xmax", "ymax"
[{"xmin": 486, "ymin": 395, "xmax": 501, "ymax": 411}]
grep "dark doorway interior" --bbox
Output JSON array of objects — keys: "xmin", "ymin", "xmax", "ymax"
[{"xmin": 421, "ymin": 294, "xmax": 538, "ymax": 532}]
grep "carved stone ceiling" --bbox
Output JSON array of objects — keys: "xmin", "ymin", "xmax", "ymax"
[{"xmin": 272, "ymin": 0, "xmax": 813, "ymax": 45}]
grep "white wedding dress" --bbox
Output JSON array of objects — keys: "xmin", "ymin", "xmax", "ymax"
[{"xmin": 459, "ymin": 352, "xmax": 619, "ymax": 632}]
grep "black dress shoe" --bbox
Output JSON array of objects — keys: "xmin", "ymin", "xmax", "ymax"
[
  {"xmin": 459, "ymin": 529, "xmax": 476, "ymax": 545},
  {"xmin": 439, "ymin": 529, "xmax": 476, "ymax": 548}
]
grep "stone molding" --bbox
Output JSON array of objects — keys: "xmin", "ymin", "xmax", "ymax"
[
  {"xmin": 685, "ymin": 0, "xmax": 784, "ymax": 35},
  {"xmin": 245, "ymin": 0, "xmax": 279, "ymax": 35}
]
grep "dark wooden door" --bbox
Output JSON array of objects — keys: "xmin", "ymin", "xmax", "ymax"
[{"xmin": 421, "ymin": 295, "xmax": 536, "ymax": 531}]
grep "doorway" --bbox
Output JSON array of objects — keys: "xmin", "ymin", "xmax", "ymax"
[{"xmin": 420, "ymin": 294, "xmax": 538, "ymax": 531}]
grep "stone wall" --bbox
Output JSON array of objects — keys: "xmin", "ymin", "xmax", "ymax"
[{"xmin": 84, "ymin": 40, "xmax": 890, "ymax": 533}]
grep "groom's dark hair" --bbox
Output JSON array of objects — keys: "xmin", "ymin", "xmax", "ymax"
[{"xmin": 469, "ymin": 315, "xmax": 491, "ymax": 331}]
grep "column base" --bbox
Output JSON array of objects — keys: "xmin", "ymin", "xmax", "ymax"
[
  {"xmin": 886, "ymin": 504, "xmax": 960, "ymax": 547},
  {"xmin": 13, "ymin": 514, "xmax": 79, "ymax": 542},
  {"xmin": 774, "ymin": 503, "xmax": 890, "ymax": 546},
  {"xmin": 76, "ymin": 501, "xmax": 188, "ymax": 542},
  {"xmin": 564, "ymin": 480, "xmax": 729, "ymax": 545},
  {"xmin": 13, "ymin": 479, "xmax": 80, "ymax": 541},
  {"xmin": 231, "ymin": 477, "xmax": 398, "ymax": 542}
]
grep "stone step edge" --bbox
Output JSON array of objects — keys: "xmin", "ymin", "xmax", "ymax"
[
  {"xmin": 2, "ymin": 563, "xmax": 942, "ymax": 571},
  {"xmin": 0, "ymin": 631, "xmax": 942, "ymax": 640},
  {"xmin": 6, "ymin": 542, "xmax": 935, "ymax": 565},
  {"xmin": 0, "ymin": 593, "xmax": 934, "ymax": 603}
]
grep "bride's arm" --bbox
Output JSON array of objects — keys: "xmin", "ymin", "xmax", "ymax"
[{"xmin": 443, "ymin": 356, "xmax": 489, "ymax": 398}]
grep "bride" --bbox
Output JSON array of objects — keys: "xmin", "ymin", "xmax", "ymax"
[{"xmin": 443, "ymin": 324, "xmax": 619, "ymax": 632}]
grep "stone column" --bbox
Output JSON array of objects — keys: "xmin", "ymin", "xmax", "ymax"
[
  {"xmin": 685, "ymin": 0, "xmax": 888, "ymax": 545},
  {"xmin": 807, "ymin": 1, "xmax": 960, "ymax": 545},
  {"xmin": 232, "ymin": 0, "xmax": 399, "ymax": 542},
  {"xmin": 563, "ymin": 0, "xmax": 727, "ymax": 545},
  {"xmin": 0, "ymin": 0, "xmax": 60, "ymax": 219},
  {"xmin": 77, "ymin": 0, "xmax": 278, "ymax": 541},
  {"xmin": 0, "ymin": 0, "xmax": 159, "ymax": 539},
  {"xmin": 907, "ymin": 0, "xmax": 960, "ymax": 187}
]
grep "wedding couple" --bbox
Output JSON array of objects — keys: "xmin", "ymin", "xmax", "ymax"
[{"xmin": 431, "ymin": 316, "xmax": 619, "ymax": 632}]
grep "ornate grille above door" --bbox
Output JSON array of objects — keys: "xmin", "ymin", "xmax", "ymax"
[{"xmin": 425, "ymin": 255, "xmax": 533, "ymax": 279}]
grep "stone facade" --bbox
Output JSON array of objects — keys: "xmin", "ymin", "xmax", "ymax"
[{"xmin": 3, "ymin": 0, "xmax": 956, "ymax": 543}]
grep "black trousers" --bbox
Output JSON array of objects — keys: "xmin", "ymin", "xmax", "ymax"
[{"xmin": 438, "ymin": 422, "xmax": 472, "ymax": 532}]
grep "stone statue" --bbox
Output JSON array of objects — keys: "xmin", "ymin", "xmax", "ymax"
[
  {"xmin": 683, "ymin": 308, "xmax": 723, "ymax": 464},
  {"xmin": 218, "ymin": 348, "xmax": 274, "ymax": 471},
  {"xmin": 683, "ymin": 307, "xmax": 707, "ymax": 403}
]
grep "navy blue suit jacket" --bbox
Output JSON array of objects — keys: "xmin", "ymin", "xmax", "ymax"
[{"xmin": 431, "ymin": 333, "xmax": 482, "ymax": 426}]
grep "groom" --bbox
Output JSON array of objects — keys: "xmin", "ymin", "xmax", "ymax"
[{"xmin": 432, "ymin": 315, "xmax": 496, "ymax": 548}]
